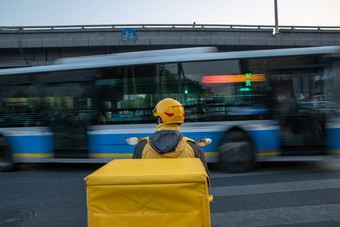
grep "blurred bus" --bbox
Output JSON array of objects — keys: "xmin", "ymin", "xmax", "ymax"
[{"xmin": 0, "ymin": 46, "xmax": 339, "ymax": 172}]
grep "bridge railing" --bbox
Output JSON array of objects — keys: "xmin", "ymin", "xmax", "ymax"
[{"xmin": 1, "ymin": 24, "xmax": 340, "ymax": 31}]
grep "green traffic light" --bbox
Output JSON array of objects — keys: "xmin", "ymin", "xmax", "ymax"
[{"xmin": 239, "ymin": 87, "xmax": 252, "ymax": 92}]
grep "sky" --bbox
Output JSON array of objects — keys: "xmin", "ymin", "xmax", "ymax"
[{"xmin": 0, "ymin": 0, "xmax": 339, "ymax": 27}]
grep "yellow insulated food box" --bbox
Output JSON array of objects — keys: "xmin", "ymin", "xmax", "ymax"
[{"xmin": 84, "ymin": 158, "xmax": 211, "ymax": 227}]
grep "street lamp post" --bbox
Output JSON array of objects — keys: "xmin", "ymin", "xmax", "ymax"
[{"xmin": 274, "ymin": 0, "xmax": 279, "ymax": 34}]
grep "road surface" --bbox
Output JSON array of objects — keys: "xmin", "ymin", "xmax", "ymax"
[{"xmin": 1, "ymin": 159, "xmax": 340, "ymax": 226}]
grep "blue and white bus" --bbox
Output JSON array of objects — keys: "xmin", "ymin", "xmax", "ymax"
[{"xmin": 0, "ymin": 46, "xmax": 339, "ymax": 172}]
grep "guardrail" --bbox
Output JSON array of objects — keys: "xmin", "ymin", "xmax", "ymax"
[{"xmin": 1, "ymin": 24, "xmax": 340, "ymax": 31}]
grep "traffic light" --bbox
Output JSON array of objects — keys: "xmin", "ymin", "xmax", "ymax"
[
  {"xmin": 240, "ymin": 72, "xmax": 252, "ymax": 92},
  {"xmin": 239, "ymin": 87, "xmax": 252, "ymax": 92}
]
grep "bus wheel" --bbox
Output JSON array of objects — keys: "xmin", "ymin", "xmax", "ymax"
[
  {"xmin": 0, "ymin": 136, "xmax": 15, "ymax": 171},
  {"xmin": 218, "ymin": 131, "xmax": 255, "ymax": 173}
]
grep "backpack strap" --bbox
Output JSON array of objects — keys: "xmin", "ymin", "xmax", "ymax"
[
  {"xmin": 182, "ymin": 137, "xmax": 196, "ymax": 143},
  {"xmin": 132, "ymin": 137, "xmax": 149, "ymax": 159},
  {"xmin": 186, "ymin": 138, "xmax": 210, "ymax": 175}
]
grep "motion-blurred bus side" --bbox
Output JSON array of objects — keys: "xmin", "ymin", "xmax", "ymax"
[{"xmin": 0, "ymin": 46, "xmax": 339, "ymax": 172}]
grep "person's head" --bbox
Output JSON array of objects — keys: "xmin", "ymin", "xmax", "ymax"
[{"xmin": 153, "ymin": 98, "xmax": 185, "ymax": 125}]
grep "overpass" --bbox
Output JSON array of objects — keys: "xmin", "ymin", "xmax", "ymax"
[{"xmin": 0, "ymin": 24, "xmax": 340, "ymax": 68}]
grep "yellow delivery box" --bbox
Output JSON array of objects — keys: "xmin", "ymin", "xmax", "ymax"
[{"xmin": 84, "ymin": 158, "xmax": 211, "ymax": 227}]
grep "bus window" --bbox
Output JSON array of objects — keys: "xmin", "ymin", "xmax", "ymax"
[
  {"xmin": 0, "ymin": 84, "xmax": 46, "ymax": 127},
  {"xmin": 268, "ymin": 55, "xmax": 335, "ymax": 154},
  {"xmin": 179, "ymin": 60, "xmax": 270, "ymax": 121}
]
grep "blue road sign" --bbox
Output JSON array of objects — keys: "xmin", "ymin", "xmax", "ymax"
[{"xmin": 122, "ymin": 28, "xmax": 136, "ymax": 41}]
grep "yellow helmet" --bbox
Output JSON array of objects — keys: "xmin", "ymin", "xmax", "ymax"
[{"xmin": 153, "ymin": 98, "xmax": 185, "ymax": 124}]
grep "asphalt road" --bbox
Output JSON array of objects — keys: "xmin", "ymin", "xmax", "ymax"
[{"xmin": 1, "ymin": 159, "xmax": 340, "ymax": 227}]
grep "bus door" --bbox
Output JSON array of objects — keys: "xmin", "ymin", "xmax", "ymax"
[
  {"xmin": 47, "ymin": 83, "xmax": 94, "ymax": 158},
  {"xmin": 271, "ymin": 70, "xmax": 329, "ymax": 155}
]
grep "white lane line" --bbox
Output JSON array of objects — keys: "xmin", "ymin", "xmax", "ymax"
[
  {"xmin": 210, "ymin": 159, "xmax": 340, "ymax": 179},
  {"xmin": 209, "ymin": 178, "xmax": 340, "ymax": 197},
  {"xmin": 211, "ymin": 204, "xmax": 340, "ymax": 227},
  {"xmin": 209, "ymin": 170, "xmax": 299, "ymax": 178}
]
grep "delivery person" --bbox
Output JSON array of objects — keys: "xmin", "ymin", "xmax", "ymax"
[{"xmin": 132, "ymin": 98, "xmax": 209, "ymax": 174}]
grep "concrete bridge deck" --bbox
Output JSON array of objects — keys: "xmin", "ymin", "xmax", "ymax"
[{"xmin": 1, "ymin": 24, "xmax": 339, "ymax": 68}]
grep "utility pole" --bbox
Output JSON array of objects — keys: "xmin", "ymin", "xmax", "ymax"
[{"xmin": 274, "ymin": 0, "xmax": 279, "ymax": 34}]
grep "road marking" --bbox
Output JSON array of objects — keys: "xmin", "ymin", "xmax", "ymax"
[
  {"xmin": 209, "ymin": 160, "xmax": 340, "ymax": 226},
  {"xmin": 211, "ymin": 204, "xmax": 340, "ymax": 227},
  {"xmin": 209, "ymin": 159, "xmax": 340, "ymax": 179},
  {"xmin": 209, "ymin": 178, "xmax": 340, "ymax": 197}
]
